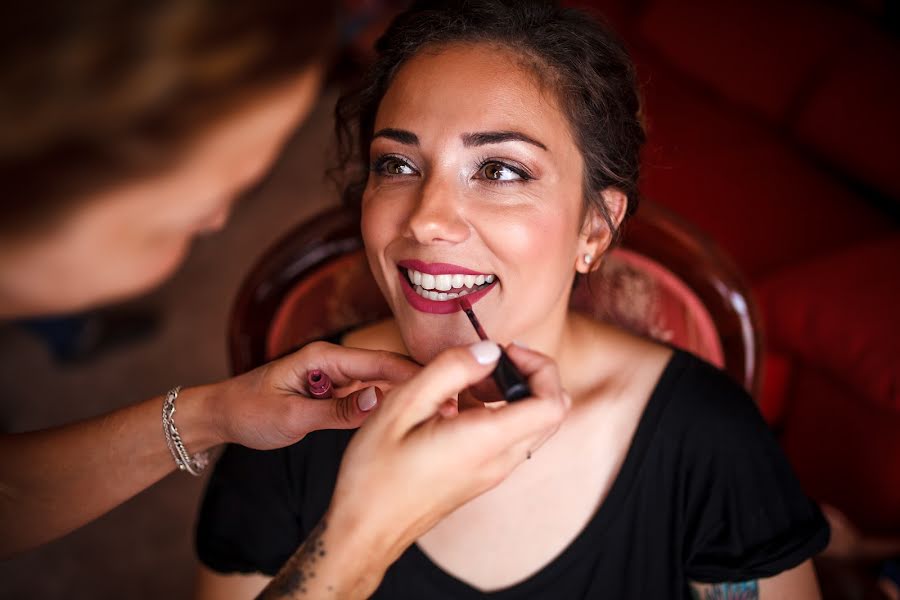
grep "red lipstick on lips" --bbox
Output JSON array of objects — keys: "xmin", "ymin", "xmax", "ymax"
[{"xmin": 397, "ymin": 260, "xmax": 497, "ymax": 314}]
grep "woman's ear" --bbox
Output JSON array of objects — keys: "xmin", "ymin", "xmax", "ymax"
[{"xmin": 577, "ymin": 188, "xmax": 628, "ymax": 273}]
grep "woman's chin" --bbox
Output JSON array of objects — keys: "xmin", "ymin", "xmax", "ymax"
[{"xmin": 401, "ymin": 328, "xmax": 474, "ymax": 365}]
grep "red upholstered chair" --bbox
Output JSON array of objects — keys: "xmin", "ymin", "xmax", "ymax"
[{"xmin": 229, "ymin": 201, "xmax": 762, "ymax": 398}]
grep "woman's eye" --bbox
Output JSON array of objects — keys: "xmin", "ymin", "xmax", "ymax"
[
  {"xmin": 375, "ymin": 157, "xmax": 416, "ymax": 176},
  {"xmin": 479, "ymin": 161, "xmax": 527, "ymax": 182}
]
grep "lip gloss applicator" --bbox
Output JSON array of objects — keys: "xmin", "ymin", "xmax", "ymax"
[{"xmin": 458, "ymin": 297, "xmax": 532, "ymax": 401}]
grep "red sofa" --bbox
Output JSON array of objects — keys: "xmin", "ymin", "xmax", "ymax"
[{"xmin": 572, "ymin": 0, "xmax": 900, "ymax": 535}]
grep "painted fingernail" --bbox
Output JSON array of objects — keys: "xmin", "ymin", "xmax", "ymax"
[
  {"xmin": 469, "ymin": 340, "xmax": 501, "ymax": 365},
  {"xmin": 357, "ymin": 387, "xmax": 378, "ymax": 412}
]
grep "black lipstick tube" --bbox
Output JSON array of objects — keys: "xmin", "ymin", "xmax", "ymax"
[{"xmin": 458, "ymin": 298, "xmax": 532, "ymax": 401}]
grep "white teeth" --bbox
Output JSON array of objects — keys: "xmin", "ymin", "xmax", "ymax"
[
  {"xmin": 413, "ymin": 285, "xmax": 474, "ymax": 301},
  {"xmin": 406, "ymin": 267, "xmax": 497, "ymax": 293}
]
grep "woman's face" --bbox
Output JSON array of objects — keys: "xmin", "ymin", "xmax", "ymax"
[
  {"xmin": 0, "ymin": 66, "xmax": 320, "ymax": 317},
  {"xmin": 362, "ymin": 44, "xmax": 590, "ymax": 363}
]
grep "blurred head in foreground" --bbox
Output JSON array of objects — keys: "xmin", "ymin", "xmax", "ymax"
[{"xmin": 0, "ymin": 1, "xmax": 336, "ymax": 317}]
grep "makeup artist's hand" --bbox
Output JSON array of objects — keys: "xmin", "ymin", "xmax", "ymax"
[
  {"xmin": 209, "ymin": 341, "xmax": 420, "ymax": 451},
  {"xmin": 288, "ymin": 341, "xmax": 570, "ymax": 596}
]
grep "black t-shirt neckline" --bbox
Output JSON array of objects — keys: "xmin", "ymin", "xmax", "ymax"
[{"xmin": 404, "ymin": 348, "xmax": 689, "ymax": 597}]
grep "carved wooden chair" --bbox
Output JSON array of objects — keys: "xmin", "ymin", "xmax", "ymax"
[{"xmin": 228, "ymin": 201, "xmax": 762, "ymax": 397}]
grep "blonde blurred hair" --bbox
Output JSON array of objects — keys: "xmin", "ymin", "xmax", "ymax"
[{"xmin": 0, "ymin": 0, "xmax": 336, "ymax": 233}]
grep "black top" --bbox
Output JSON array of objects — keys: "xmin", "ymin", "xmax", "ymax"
[{"xmin": 196, "ymin": 349, "xmax": 829, "ymax": 598}]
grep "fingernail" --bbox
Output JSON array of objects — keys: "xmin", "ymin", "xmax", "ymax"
[
  {"xmin": 357, "ymin": 387, "xmax": 378, "ymax": 412},
  {"xmin": 511, "ymin": 339, "xmax": 529, "ymax": 349},
  {"xmin": 469, "ymin": 340, "xmax": 501, "ymax": 365}
]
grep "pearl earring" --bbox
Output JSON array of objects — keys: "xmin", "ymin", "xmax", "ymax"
[{"xmin": 583, "ymin": 253, "xmax": 593, "ymax": 265}]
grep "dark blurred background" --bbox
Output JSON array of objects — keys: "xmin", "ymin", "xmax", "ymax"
[
  {"xmin": 1, "ymin": 0, "xmax": 898, "ymax": 598},
  {"xmin": 581, "ymin": 2, "xmax": 900, "ymax": 596},
  {"xmin": 580, "ymin": 0, "xmax": 900, "ymax": 528}
]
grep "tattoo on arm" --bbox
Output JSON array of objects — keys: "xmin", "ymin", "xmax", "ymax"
[
  {"xmin": 690, "ymin": 580, "xmax": 759, "ymax": 600},
  {"xmin": 257, "ymin": 520, "xmax": 331, "ymax": 599}
]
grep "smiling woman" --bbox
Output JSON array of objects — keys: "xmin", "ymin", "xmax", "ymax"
[
  {"xmin": 194, "ymin": 1, "xmax": 830, "ymax": 598},
  {"xmin": 356, "ymin": 38, "xmax": 605, "ymax": 361}
]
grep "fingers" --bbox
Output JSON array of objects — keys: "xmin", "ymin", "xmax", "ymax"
[
  {"xmin": 457, "ymin": 386, "xmax": 492, "ymax": 411},
  {"xmin": 294, "ymin": 342, "xmax": 421, "ymax": 387},
  {"xmin": 382, "ymin": 342, "xmax": 501, "ymax": 431},
  {"xmin": 288, "ymin": 386, "xmax": 384, "ymax": 433},
  {"xmin": 504, "ymin": 343, "xmax": 564, "ymax": 402},
  {"xmin": 459, "ymin": 344, "xmax": 560, "ymax": 407},
  {"xmin": 437, "ymin": 398, "xmax": 459, "ymax": 418},
  {"xmin": 446, "ymin": 345, "xmax": 570, "ymax": 451},
  {"xmin": 426, "ymin": 401, "xmax": 559, "ymax": 494},
  {"xmin": 502, "ymin": 342, "xmax": 553, "ymax": 377},
  {"xmin": 455, "ymin": 388, "xmax": 568, "ymax": 451},
  {"xmin": 462, "ymin": 378, "xmax": 506, "ymax": 406}
]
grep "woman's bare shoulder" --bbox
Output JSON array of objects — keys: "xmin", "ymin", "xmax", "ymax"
[{"xmin": 340, "ymin": 318, "xmax": 407, "ymax": 354}]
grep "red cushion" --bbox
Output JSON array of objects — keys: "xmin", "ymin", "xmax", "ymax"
[
  {"xmin": 636, "ymin": 0, "xmax": 867, "ymax": 124},
  {"xmin": 792, "ymin": 30, "xmax": 900, "ymax": 202},
  {"xmin": 573, "ymin": 248, "xmax": 726, "ymax": 369},
  {"xmin": 758, "ymin": 350, "xmax": 793, "ymax": 427},
  {"xmin": 634, "ymin": 52, "xmax": 892, "ymax": 279},
  {"xmin": 756, "ymin": 235, "xmax": 900, "ymax": 413},
  {"xmin": 780, "ymin": 365, "xmax": 900, "ymax": 533}
]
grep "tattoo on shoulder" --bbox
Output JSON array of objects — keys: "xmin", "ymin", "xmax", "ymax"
[
  {"xmin": 690, "ymin": 580, "xmax": 759, "ymax": 600},
  {"xmin": 258, "ymin": 520, "xmax": 328, "ymax": 599}
]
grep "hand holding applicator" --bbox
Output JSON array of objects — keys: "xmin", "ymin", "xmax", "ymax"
[{"xmin": 458, "ymin": 297, "xmax": 532, "ymax": 401}]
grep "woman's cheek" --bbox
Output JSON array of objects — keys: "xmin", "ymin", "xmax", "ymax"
[
  {"xmin": 361, "ymin": 199, "xmax": 397, "ymax": 296},
  {"xmin": 489, "ymin": 210, "xmax": 568, "ymax": 269}
]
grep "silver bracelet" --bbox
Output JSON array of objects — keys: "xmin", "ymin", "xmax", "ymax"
[{"xmin": 162, "ymin": 386, "xmax": 210, "ymax": 476}]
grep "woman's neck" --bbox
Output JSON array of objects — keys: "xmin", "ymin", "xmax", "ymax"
[{"xmin": 546, "ymin": 312, "xmax": 635, "ymax": 403}]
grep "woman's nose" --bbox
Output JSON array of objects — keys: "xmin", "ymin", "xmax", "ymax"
[{"xmin": 405, "ymin": 175, "xmax": 469, "ymax": 245}]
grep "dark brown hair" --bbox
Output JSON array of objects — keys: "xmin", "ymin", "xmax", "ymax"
[
  {"xmin": 335, "ymin": 0, "xmax": 645, "ymax": 243},
  {"xmin": 0, "ymin": 1, "xmax": 336, "ymax": 233}
]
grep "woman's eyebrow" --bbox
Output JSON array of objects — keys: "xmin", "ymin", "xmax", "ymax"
[
  {"xmin": 372, "ymin": 128, "xmax": 419, "ymax": 145},
  {"xmin": 462, "ymin": 131, "xmax": 548, "ymax": 151}
]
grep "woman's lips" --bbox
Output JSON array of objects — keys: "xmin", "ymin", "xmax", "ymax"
[
  {"xmin": 397, "ymin": 259, "xmax": 488, "ymax": 276},
  {"xmin": 397, "ymin": 269, "xmax": 497, "ymax": 314}
]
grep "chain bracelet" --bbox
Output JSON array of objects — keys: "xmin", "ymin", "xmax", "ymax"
[{"xmin": 162, "ymin": 386, "xmax": 210, "ymax": 476}]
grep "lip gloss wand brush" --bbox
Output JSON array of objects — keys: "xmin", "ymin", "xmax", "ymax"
[{"xmin": 458, "ymin": 297, "xmax": 531, "ymax": 401}]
